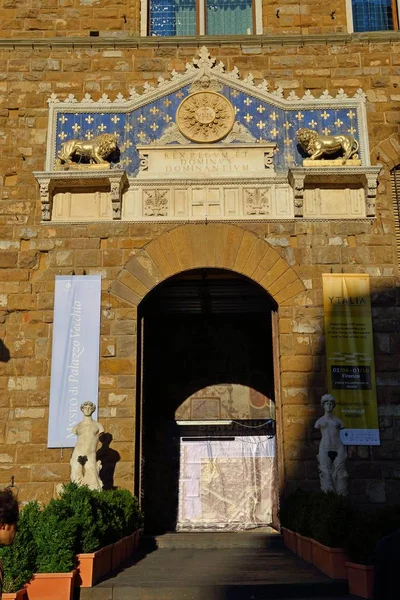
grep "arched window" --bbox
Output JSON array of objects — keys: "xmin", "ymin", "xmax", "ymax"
[
  {"xmin": 350, "ymin": 0, "xmax": 399, "ymax": 31},
  {"xmin": 145, "ymin": 0, "xmax": 261, "ymax": 36}
]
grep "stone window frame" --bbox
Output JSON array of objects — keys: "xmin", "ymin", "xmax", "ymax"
[
  {"xmin": 140, "ymin": 0, "xmax": 263, "ymax": 36},
  {"xmin": 346, "ymin": 0, "xmax": 400, "ymax": 32}
]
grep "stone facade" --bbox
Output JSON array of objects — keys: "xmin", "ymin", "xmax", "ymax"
[{"xmin": 0, "ymin": 2, "xmax": 400, "ymax": 510}]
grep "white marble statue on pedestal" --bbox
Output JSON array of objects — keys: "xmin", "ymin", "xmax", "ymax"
[
  {"xmin": 70, "ymin": 401, "xmax": 104, "ymax": 491},
  {"xmin": 314, "ymin": 394, "xmax": 348, "ymax": 495}
]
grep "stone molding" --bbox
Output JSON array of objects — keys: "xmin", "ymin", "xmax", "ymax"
[
  {"xmin": 1, "ymin": 31, "xmax": 399, "ymax": 49},
  {"xmin": 110, "ymin": 223, "xmax": 306, "ymax": 308}
]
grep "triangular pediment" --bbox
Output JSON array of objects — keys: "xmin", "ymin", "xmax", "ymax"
[{"xmin": 46, "ymin": 47, "xmax": 370, "ymax": 175}]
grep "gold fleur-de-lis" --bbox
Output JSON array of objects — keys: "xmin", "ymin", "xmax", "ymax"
[
  {"xmin": 244, "ymin": 97, "xmax": 252, "ymax": 106},
  {"xmin": 322, "ymin": 127, "xmax": 331, "ymax": 135},
  {"xmin": 85, "ymin": 131, "xmax": 93, "ymax": 140},
  {"xmin": 284, "ymin": 137, "xmax": 292, "ymax": 146},
  {"xmin": 334, "ymin": 118, "xmax": 343, "ymax": 127},
  {"xmin": 257, "ymin": 120, "xmax": 265, "ymax": 130},
  {"xmin": 308, "ymin": 120, "xmax": 317, "ymax": 128},
  {"xmin": 58, "ymin": 131, "xmax": 68, "ymax": 140},
  {"xmin": 150, "ymin": 106, "xmax": 159, "ymax": 115},
  {"xmin": 137, "ymin": 131, "xmax": 147, "ymax": 141},
  {"xmin": 150, "ymin": 123, "xmax": 159, "ymax": 132},
  {"xmin": 98, "ymin": 123, "xmax": 107, "ymax": 132},
  {"xmin": 231, "ymin": 90, "xmax": 239, "ymax": 98},
  {"xmin": 244, "ymin": 113, "xmax": 253, "ymax": 123},
  {"xmin": 125, "ymin": 140, "xmax": 132, "ymax": 148},
  {"xmin": 124, "ymin": 123, "xmax": 133, "ymax": 132},
  {"xmin": 176, "ymin": 91, "xmax": 184, "ymax": 98},
  {"xmin": 138, "ymin": 115, "xmax": 146, "ymax": 124},
  {"xmin": 85, "ymin": 115, "xmax": 94, "ymax": 124},
  {"xmin": 347, "ymin": 110, "xmax": 356, "ymax": 119},
  {"xmin": 163, "ymin": 98, "xmax": 172, "ymax": 107},
  {"xmin": 270, "ymin": 127, "xmax": 279, "ymax": 137},
  {"xmin": 111, "ymin": 115, "xmax": 120, "ymax": 124},
  {"xmin": 72, "ymin": 123, "xmax": 81, "ymax": 134},
  {"xmin": 348, "ymin": 126, "xmax": 357, "ymax": 135},
  {"xmin": 163, "ymin": 115, "xmax": 172, "ymax": 123},
  {"xmin": 257, "ymin": 105, "xmax": 265, "ymax": 113},
  {"xmin": 59, "ymin": 115, "xmax": 68, "ymax": 124},
  {"xmin": 270, "ymin": 112, "xmax": 278, "ymax": 121},
  {"xmin": 321, "ymin": 110, "xmax": 330, "ymax": 120},
  {"xmin": 295, "ymin": 112, "xmax": 304, "ymax": 121},
  {"xmin": 283, "ymin": 121, "xmax": 292, "ymax": 131}
]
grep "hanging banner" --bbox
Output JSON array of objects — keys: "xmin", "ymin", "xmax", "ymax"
[
  {"xmin": 322, "ymin": 273, "xmax": 380, "ymax": 446},
  {"xmin": 48, "ymin": 275, "xmax": 102, "ymax": 448}
]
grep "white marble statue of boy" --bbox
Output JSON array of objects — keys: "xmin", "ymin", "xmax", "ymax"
[
  {"xmin": 70, "ymin": 401, "xmax": 104, "ymax": 491},
  {"xmin": 314, "ymin": 393, "xmax": 348, "ymax": 496}
]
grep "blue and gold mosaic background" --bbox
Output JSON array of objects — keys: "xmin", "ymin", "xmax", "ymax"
[{"xmin": 55, "ymin": 85, "xmax": 360, "ymax": 176}]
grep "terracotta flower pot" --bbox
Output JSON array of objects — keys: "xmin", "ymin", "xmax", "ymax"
[
  {"xmin": 311, "ymin": 539, "xmax": 348, "ymax": 579},
  {"xmin": 345, "ymin": 561, "xmax": 374, "ymax": 599},
  {"xmin": 112, "ymin": 538, "xmax": 127, "ymax": 571},
  {"xmin": 296, "ymin": 533, "xmax": 313, "ymax": 563},
  {"xmin": 26, "ymin": 570, "xmax": 76, "ymax": 600},
  {"xmin": 75, "ymin": 543, "xmax": 113, "ymax": 588},
  {"xmin": 2, "ymin": 589, "xmax": 27, "ymax": 600},
  {"xmin": 281, "ymin": 527, "xmax": 297, "ymax": 554}
]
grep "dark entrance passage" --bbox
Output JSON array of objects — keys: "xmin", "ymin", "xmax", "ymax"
[{"xmin": 137, "ymin": 269, "xmax": 278, "ymax": 533}]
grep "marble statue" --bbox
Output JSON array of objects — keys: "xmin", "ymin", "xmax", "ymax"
[
  {"xmin": 314, "ymin": 394, "xmax": 348, "ymax": 495},
  {"xmin": 297, "ymin": 128, "xmax": 359, "ymax": 161},
  {"xmin": 70, "ymin": 401, "xmax": 104, "ymax": 491}
]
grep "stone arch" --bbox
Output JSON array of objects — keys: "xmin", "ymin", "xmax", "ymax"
[
  {"xmin": 110, "ymin": 223, "xmax": 306, "ymax": 306},
  {"xmin": 370, "ymin": 133, "xmax": 400, "ymax": 174}
]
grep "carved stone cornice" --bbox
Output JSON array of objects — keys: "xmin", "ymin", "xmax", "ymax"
[
  {"xmin": 34, "ymin": 169, "xmax": 128, "ymax": 222},
  {"xmin": 2, "ymin": 31, "xmax": 399, "ymax": 50}
]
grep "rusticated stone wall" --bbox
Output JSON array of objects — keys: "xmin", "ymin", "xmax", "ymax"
[
  {"xmin": 0, "ymin": 0, "xmax": 349, "ymax": 37},
  {"xmin": 0, "ymin": 33, "xmax": 399, "ymax": 507}
]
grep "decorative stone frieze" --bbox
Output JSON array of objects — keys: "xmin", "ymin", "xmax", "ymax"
[
  {"xmin": 289, "ymin": 166, "xmax": 381, "ymax": 219},
  {"xmin": 34, "ymin": 170, "xmax": 127, "ymax": 222}
]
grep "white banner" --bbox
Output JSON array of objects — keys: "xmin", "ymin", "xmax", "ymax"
[{"xmin": 48, "ymin": 275, "xmax": 102, "ymax": 448}]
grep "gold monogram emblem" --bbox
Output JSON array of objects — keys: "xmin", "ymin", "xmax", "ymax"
[{"xmin": 176, "ymin": 91, "xmax": 235, "ymax": 143}]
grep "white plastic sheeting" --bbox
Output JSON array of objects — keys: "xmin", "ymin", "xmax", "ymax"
[{"xmin": 177, "ymin": 435, "xmax": 276, "ymax": 531}]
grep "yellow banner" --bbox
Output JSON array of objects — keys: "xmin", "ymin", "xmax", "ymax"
[{"xmin": 322, "ymin": 274, "xmax": 380, "ymax": 445}]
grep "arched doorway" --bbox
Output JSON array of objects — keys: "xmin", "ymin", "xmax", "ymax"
[{"xmin": 137, "ymin": 268, "xmax": 279, "ymax": 533}]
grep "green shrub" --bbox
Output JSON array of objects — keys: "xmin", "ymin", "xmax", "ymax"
[
  {"xmin": 58, "ymin": 483, "xmax": 101, "ymax": 553},
  {"xmin": 310, "ymin": 491, "xmax": 355, "ymax": 548},
  {"xmin": 345, "ymin": 511, "xmax": 378, "ymax": 565},
  {"xmin": 34, "ymin": 498, "xmax": 78, "ymax": 573},
  {"xmin": 0, "ymin": 501, "xmax": 40, "ymax": 593},
  {"xmin": 279, "ymin": 489, "xmax": 315, "ymax": 535}
]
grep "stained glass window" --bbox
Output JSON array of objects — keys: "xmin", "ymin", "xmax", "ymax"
[{"xmin": 352, "ymin": 0, "xmax": 396, "ymax": 31}]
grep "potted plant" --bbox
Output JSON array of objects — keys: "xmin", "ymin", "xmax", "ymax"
[
  {"xmin": 345, "ymin": 512, "xmax": 376, "ymax": 599},
  {"xmin": 309, "ymin": 491, "xmax": 354, "ymax": 579},
  {"xmin": 26, "ymin": 498, "xmax": 78, "ymax": 600},
  {"xmin": 293, "ymin": 490, "xmax": 315, "ymax": 562},
  {"xmin": 0, "ymin": 502, "xmax": 41, "ymax": 600}
]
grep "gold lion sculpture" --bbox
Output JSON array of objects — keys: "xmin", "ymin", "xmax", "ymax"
[
  {"xmin": 297, "ymin": 128, "xmax": 359, "ymax": 162},
  {"xmin": 55, "ymin": 132, "xmax": 118, "ymax": 168}
]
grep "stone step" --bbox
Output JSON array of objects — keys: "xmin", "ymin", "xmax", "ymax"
[
  {"xmin": 79, "ymin": 546, "xmax": 353, "ymax": 600},
  {"xmin": 142, "ymin": 529, "xmax": 284, "ymax": 550}
]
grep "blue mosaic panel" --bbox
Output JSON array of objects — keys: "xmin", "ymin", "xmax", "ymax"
[{"xmin": 55, "ymin": 85, "xmax": 361, "ymax": 177}]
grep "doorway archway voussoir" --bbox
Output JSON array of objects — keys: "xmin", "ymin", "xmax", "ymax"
[{"xmin": 111, "ymin": 224, "xmax": 305, "ymax": 306}]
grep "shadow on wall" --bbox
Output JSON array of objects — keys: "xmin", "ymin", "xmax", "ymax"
[
  {"xmin": 96, "ymin": 432, "xmax": 121, "ymax": 490},
  {"xmin": 0, "ymin": 339, "xmax": 10, "ymax": 362}
]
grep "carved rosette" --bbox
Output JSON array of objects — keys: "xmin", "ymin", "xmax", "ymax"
[
  {"xmin": 176, "ymin": 91, "xmax": 235, "ymax": 143},
  {"xmin": 144, "ymin": 190, "xmax": 169, "ymax": 217},
  {"xmin": 244, "ymin": 189, "xmax": 271, "ymax": 216}
]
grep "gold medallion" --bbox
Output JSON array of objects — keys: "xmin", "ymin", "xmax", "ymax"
[{"xmin": 176, "ymin": 91, "xmax": 235, "ymax": 143}]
